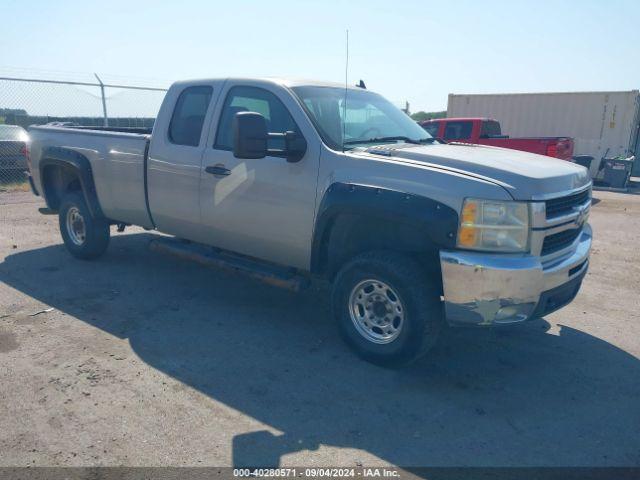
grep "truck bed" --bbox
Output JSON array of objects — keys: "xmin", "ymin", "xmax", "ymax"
[
  {"xmin": 28, "ymin": 125, "xmax": 154, "ymax": 228},
  {"xmin": 479, "ymin": 136, "xmax": 574, "ymax": 159},
  {"xmin": 419, "ymin": 118, "xmax": 574, "ymax": 160}
]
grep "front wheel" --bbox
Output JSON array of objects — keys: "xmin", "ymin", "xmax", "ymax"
[
  {"xmin": 59, "ymin": 192, "xmax": 110, "ymax": 259},
  {"xmin": 331, "ymin": 251, "xmax": 443, "ymax": 367}
]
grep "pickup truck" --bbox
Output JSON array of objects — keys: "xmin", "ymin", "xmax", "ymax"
[
  {"xmin": 27, "ymin": 78, "xmax": 592, "ymax": 366},
  {"xmin": 419, "ymin": 117, "xmax": 575, "ymax": 160}
]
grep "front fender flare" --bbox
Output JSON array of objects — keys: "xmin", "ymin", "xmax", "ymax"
[{"xmin": 310, "ymin": 182, "xmax": 459, "ymax": 274}]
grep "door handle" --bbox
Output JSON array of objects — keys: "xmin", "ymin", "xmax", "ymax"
[{"xmin": 205, "ymin": 165, "xmax": 231, "ymax": 177}]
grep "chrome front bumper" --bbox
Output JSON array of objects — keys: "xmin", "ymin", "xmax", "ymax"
[{"xmin": 439, "ymin": 223, "xmax": 592, "ymax": 326}]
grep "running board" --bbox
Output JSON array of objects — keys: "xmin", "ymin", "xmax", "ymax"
[{"xmin": 149, "ymin": 237, "xmax": 310, "ymax": 292}]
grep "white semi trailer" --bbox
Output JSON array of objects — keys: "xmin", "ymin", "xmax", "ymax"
[{"xmin": 447, "ymin": 90, "xmax": 640, "ymax": 178}]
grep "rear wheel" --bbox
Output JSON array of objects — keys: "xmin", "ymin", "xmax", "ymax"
[
  {"xmin": 59, "ymin": 192, "xmax": 110, "ymax": 259},
  {"xmin": 331, "ymin": 251, "xmax": 443, "ymax": 367}
]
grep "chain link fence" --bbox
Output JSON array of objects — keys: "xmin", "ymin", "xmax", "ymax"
[{"xmin": 0, "ymin": 72, "xmax": 167, "ymax": 191}]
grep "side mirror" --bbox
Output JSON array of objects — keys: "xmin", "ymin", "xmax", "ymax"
[
  {"xmin": 233, "ymin": 112, "xmax": 267, "ymax": 159},
  {"xmin": 232, "ymin": 111, "xmax": 307, "ymax": 162},
  {"xmin": 284, "ymin": 131, "xmax": 307, "ymax": 163}
]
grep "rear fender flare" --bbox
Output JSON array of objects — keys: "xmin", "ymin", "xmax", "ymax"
[{"xmin": 39, "ymin": 146, "xmax": 104, "ymax": 218}]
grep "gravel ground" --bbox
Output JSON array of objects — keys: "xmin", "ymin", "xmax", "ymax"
[{"xmin": 0, "ymin": 189, "xmax": 639, "ymax": 467}]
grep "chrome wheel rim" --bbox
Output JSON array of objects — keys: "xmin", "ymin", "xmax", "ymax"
[
  {"xmin": 348, "ymin": 279, "xmax": 405, "ymax": 344},
  {"xmin": 66, "ymin": 206, "xmax": 86, "ymax": 246}
]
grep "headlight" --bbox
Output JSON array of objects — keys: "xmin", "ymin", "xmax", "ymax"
[{"xmin": 457, "ymin": 198, "xmax": 529, "ymax": 252}]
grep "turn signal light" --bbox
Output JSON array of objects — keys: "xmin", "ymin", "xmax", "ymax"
[{"xmin": 458, "ymin": 226, "xmax": 477, "ymax": 247}]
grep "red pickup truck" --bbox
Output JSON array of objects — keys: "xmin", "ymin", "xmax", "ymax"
[{"xmin": 419, "ymin": 117, "xmax": 574, "ymax": 160}]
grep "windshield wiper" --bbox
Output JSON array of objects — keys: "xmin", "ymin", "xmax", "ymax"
[{"xmin": 344, "ymin": 136, "xmax": 437, "ymax": 145}]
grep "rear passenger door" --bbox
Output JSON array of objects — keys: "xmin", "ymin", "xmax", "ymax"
[{"xmin": 147, "ymin": 85, "xmax": 217, "ymax": 239}]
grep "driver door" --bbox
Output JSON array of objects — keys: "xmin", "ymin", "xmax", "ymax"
[{"xmin": 199, "ymin": 83, "xmax": 320, "ymax": 270}]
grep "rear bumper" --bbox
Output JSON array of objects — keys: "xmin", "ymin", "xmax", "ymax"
[{"xmin": 439, "ymin": 223, "xmax": 591, "ymax": 326}]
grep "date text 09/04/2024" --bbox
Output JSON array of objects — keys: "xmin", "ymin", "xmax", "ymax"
[{"xmin": 233, "ymin": 468, "xmax": 401, "ymax": 477}]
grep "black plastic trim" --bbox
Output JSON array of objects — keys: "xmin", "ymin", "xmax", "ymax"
[
  {"xmin": 531, "ymin": 264, "xmax": 588, "ymax": 318},
  {"xmin": 39, "ymin": 147, "xmax": 105, "ymax": 218},
  {"xmin": 142, "ymin": 139, "xmax": 156, "ymax": 228},
  {"xmin": 310, "ymin": 182, "xmax": 459, "ymax": 274}
]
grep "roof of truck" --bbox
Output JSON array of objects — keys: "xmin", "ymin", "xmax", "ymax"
[
  {"xmin": 171, "ymin": 77, "xmax": 366, "ymax": 91},
  {"xmin": 270, "ymin": 77, "xmax": 365, "ymax": 90}
]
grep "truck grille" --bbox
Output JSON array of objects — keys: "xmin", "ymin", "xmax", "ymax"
[
  {"xmin": 545, "ymin": 189, "xmax": 590, "ymax": 219},
  {"xmin": 541, "ymin": 228, "xmax": 582, "ymax": 256}
]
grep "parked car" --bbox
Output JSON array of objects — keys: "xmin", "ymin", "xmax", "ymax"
[
  {"xmin": 419, "ymin": 117, "xmax": 574, "ymax": 160},
  {"xmin": 0, "ymin": 124, "xmax": 29, "ymax": 179},
  {"xmin": 27, "ymin": 78, "xmax": 592, "ymax": 366}
]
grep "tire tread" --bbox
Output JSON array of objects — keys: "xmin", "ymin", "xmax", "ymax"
[
  {"xmin": 59, "ymin": 192, "xmax": 110, "ymax": 260},
  {"xmin": 331, "ymin": 250, "xmax": 442, "ymax": 366}
]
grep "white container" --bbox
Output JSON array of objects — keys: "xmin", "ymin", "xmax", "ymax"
[{"xmin": 447, "ymin": 90, "xmax": 640, "ymax": 177}]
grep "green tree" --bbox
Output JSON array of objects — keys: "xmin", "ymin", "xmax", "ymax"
[
  {"xmin": 410, "ymin": 110, "xmax": 446, "ymax": 122},
  {"xmin": 0, "ymin": 108, "xmax": 28, "ymax": 116}
]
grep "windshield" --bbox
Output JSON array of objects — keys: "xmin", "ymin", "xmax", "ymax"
[{"xmin": 291, "ymin": 86, "xmax": 433, "ymax": 150}]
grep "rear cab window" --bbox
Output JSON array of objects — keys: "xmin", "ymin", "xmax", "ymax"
[
  {"xmin": 443, "ymin": 121, "xmax": 473, "ymax": 141},
  {"xmin": 168, "ymin": 86, "xmax": 213, "ymax": 146},
  {"xmin": 480, "ymin": 120, "xmax": 502, "ymax": 138},
  {"xmin": 214, "ymin": 86, "xmax": 300, "ymax": 151}
]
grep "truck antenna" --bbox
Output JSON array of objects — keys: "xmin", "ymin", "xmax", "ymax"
[{"xmin": 342, "ymin": 29, "xmax": 349, "ymax": 152}]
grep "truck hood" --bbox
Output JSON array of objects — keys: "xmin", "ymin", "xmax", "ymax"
[{"xmin": 358, "ymin": 143, "xmax": 590, "ymax": 200}]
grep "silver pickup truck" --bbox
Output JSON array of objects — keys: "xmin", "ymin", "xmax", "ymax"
[{"xmin": 27, "ymin": 78, "xmax": 592, "ymax": 366}]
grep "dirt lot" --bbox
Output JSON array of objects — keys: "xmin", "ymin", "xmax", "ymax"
[{"xmin": 0, "ymin": 189, "xmax": 639, "ymax": 467}]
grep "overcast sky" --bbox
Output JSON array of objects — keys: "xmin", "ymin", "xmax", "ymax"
[{"xmin": 2, "ymin": 0, "xmax": 639, "ymax": 113}]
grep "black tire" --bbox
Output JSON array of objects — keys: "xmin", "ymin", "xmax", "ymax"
[
  {"xmin": 331, "ymin": 251, "xmax": 443, "ymax": 367},
  {"xmin": 58, "ymin": 192, "xmax": 110, "ymax": 260}
]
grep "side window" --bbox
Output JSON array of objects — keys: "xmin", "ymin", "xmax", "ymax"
[
  {"xmin": 480, "ymin": 120, "xmax": 501, "ymax": 138},
  {"xmin": 214, "ymin": 86, "xmax": 299, "ymax": 150},
  {"xmin": 168, "ymin": 86, "xmax": 213, "ymax": 147},
  {"xmin": 421, "ymin": 122, "xmax": 440, "ymax": 138},
  {"xmin": 443, "ymin": 121, "xmax": 473, "ymax": 140}
]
